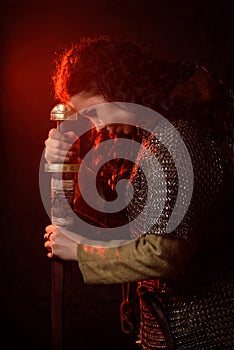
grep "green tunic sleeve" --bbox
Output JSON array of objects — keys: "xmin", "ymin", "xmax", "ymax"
[{"xmin": 77, "ymin": 234, "xmax": 195, "ymax": 284}]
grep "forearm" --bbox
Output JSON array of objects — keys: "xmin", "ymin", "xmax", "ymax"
[{"xmin": 77, "ymin": 234, "xmax": 196, "ymax": 284}]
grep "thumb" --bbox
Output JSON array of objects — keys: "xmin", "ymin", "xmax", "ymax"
[{"xmin": 48, "ymin": 128, "xmax": 62, "ymax": 140}]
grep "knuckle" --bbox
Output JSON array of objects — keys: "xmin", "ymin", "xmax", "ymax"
[
  {"xmin": 57, "ymin": 140, "xmax": 66, "ymax": 150},
  {"xmin": 48, "ymin": 128, "xmax": 57, "ymax": 138},
  {"xmin": 57, "ymin": 148, "xmax": 65, "ymax": 157}
]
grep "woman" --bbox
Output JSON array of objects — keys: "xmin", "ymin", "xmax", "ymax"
[{"xmin": 43, "ymin": 36, "xmax": 233, "ymax": 349}]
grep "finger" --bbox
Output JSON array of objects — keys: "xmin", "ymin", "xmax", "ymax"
[
  {"xmin": 44, "ymin": 240, "xmax": 52, "ymax": 249},
  {"xmin": 45, "ymin": 146, "xmax": 76, "ymax": 159},
  {"xmin": 45, "ymin": 224, "xmax": 62, "ymax": 233},
  {"xmin": 51, "ymin": 129, "xmax": 78, "ymax": 144},
  {"xmin": 45, "ymin": 137, "xmax": 76, "ymax": 151},
  {"xmin": 44, "ymin": 233, "xmax": 48, "ymax": 240},
  {"xmin": 44, "ymin": 232, "xmax": 52, "ymax": 240},
  {"xmin": 45, "ymin": 224, "xmax": 55, "ymax": 232},
  {"xmin": 48, "ymin": 128, "xmax": 63, "ymax": 140},
  {"xmin": 45, "ymin": 146, "xmax": 77, "ymax": 164},
  {"xmin": 48, "ymin": 128, "xmax": 57, "ymax": 138},
  {"xmin": 45, "ymin": 153, "xmax": 75, "ymax": 164}
]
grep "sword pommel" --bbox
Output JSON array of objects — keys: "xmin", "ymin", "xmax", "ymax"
[{"xmin": 50, "ymin": 103, "xmax": 78, "ymax": 121}]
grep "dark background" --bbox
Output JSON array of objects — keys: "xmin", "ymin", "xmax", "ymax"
[{"xmin": 1, "ymin": 0, "xmax": 234, "ymax": 349}]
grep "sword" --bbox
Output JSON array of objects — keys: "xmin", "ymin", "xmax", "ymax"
[{"xmin": 45, "ymin": 103, "xmax": 79, "ymax": 350}]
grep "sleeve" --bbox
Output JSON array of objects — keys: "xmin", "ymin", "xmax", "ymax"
[{"xmin": 77, "ymin": 234, "xmax": 195, "ymax": 284}]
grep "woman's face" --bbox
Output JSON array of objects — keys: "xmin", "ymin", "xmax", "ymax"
[{"xmin": 69, "ymin": 92, "xmax": 135, "ymax": 134}]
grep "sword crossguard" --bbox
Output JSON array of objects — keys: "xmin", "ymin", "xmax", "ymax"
[{"xmin": 45, "ymin": 163, "xmax": 80, "ymax": 173}]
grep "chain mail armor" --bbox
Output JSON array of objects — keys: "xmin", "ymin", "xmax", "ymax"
[{"xmin": 127, "ymin": 119, "xmax": 234, "ymax": 349}]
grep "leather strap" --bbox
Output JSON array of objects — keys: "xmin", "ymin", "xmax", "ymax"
[{"xmin": 137, "ymin": 285, "xmax": 174, "ymax": 350}]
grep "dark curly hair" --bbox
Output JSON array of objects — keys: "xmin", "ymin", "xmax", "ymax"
[
  {"xmin": 52, "ymin": 35, "xmax": 198, "ymax": 114},
  {"xmin": 52, "ymin": 35, "xmax": 234, "ymax": 175}
]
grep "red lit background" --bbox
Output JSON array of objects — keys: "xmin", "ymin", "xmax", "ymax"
[{"xmin": 1, "ymin": 1, "xmax": 234, "ymax": 349}]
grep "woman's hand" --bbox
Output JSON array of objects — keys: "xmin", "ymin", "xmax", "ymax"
[
  {"xmin": 44, "ymin": 128, "xmax": 79, "ymax": 164},
  {"xmin": 44, "ymin": 225, "xmax": 79, "ymax": 261}
]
